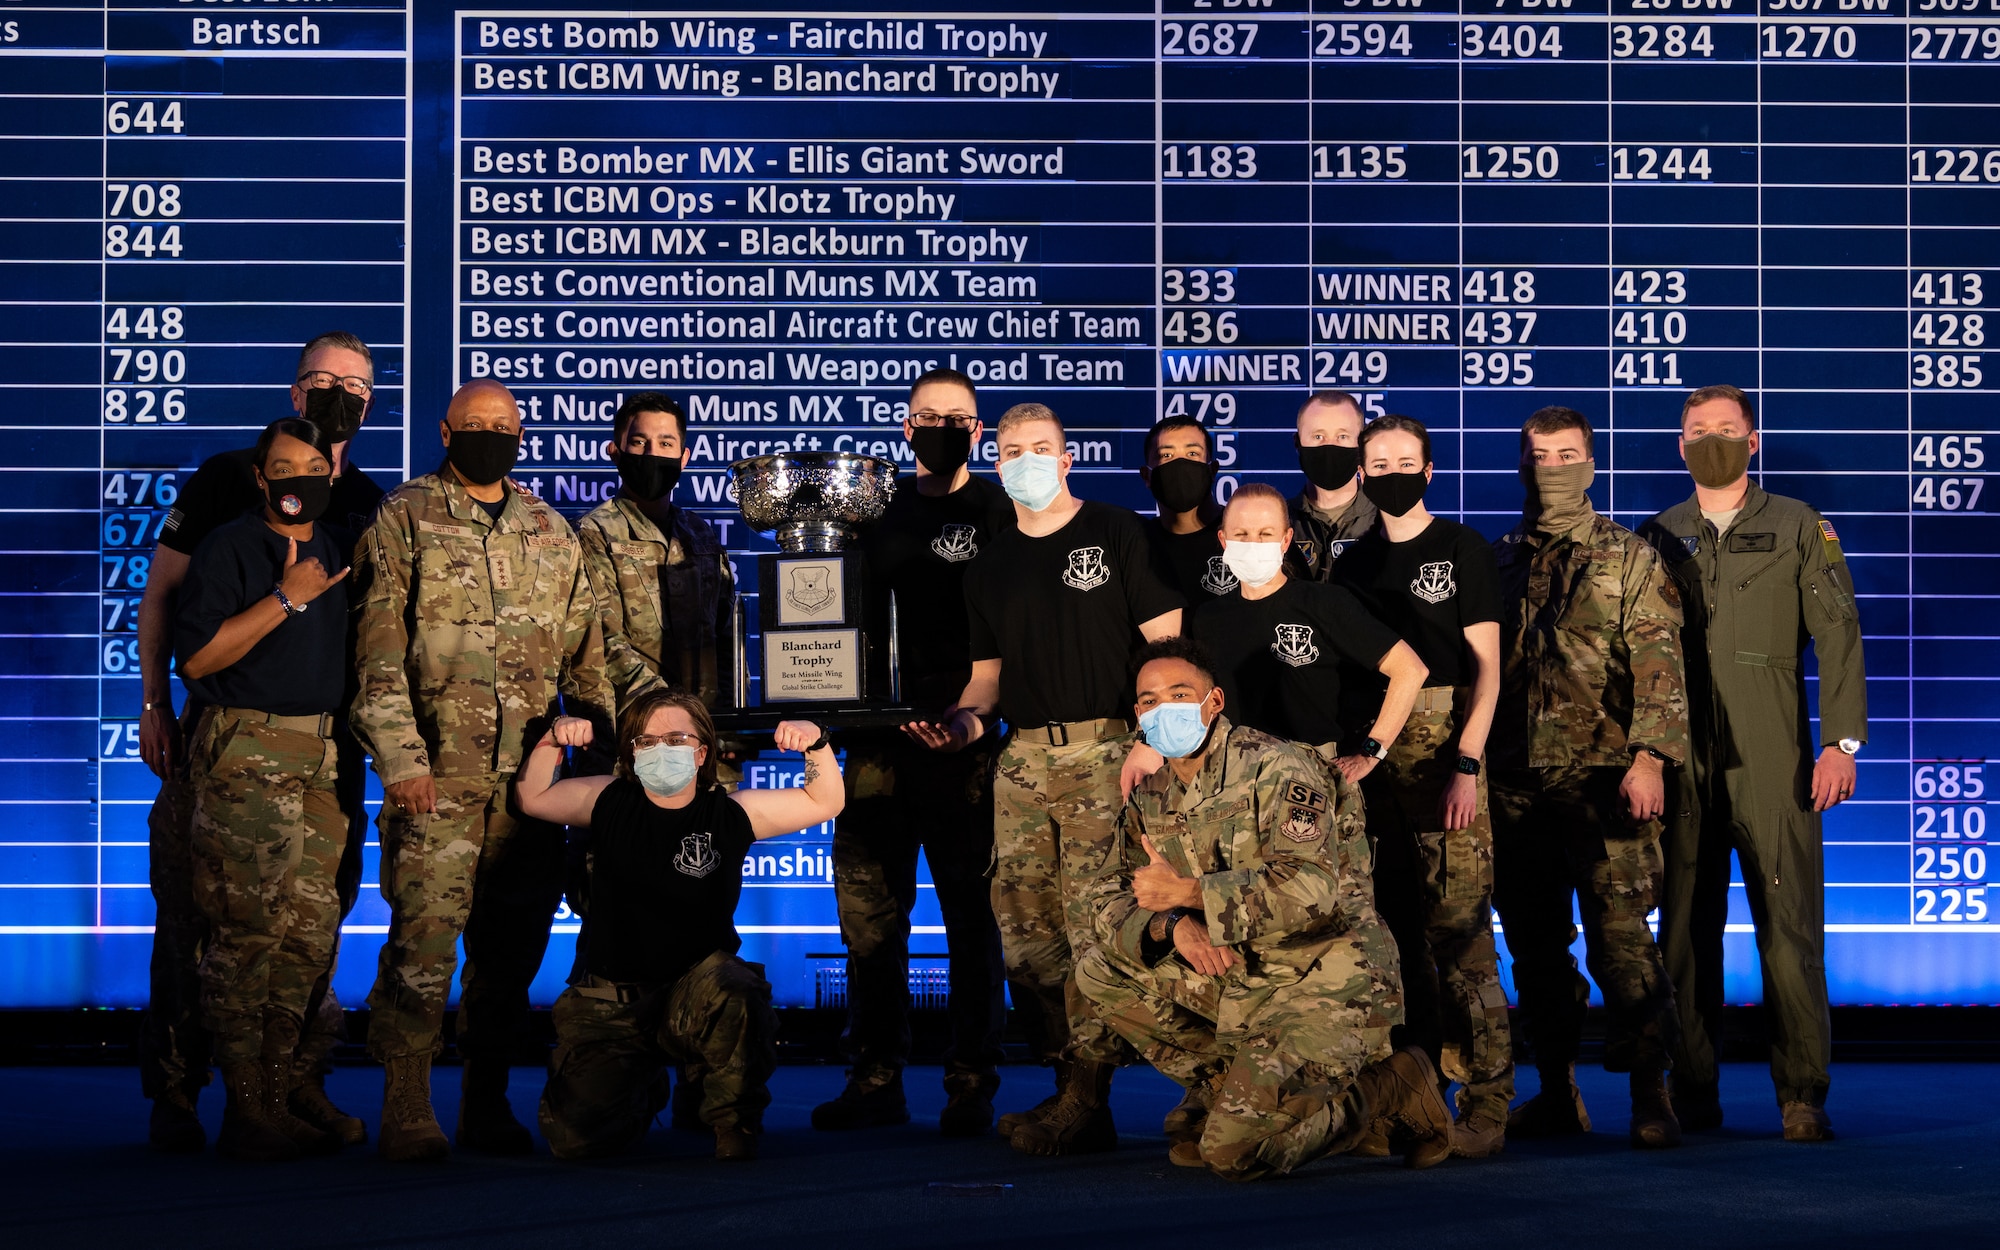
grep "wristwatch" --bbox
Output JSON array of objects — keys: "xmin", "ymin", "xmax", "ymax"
[
  {"xmin": 1152, "ymin": 906, "xmax": 1198, "ymax": 942},
  {"xmin": 1455, "ymin": 755, "xmax": 1481, "ymax": 777},
  {"xmin": 1361, "ymin": 737, "xmax": 1388, "ymax": 761},
  {"xmin": 804, "ymin": 727, "xmax": 834, "ymax": 753},
  {"xmin": 1837, "ymin": 738, "xmax": 1862, "ymax": 756}
]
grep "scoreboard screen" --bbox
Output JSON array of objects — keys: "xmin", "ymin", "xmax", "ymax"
[{"xmin": 4, "ymin": 0, "xmax": 1997, "ymax": 1010}]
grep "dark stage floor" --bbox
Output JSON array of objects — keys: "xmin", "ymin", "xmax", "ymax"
[{"xmin": 3, "ymin": 1061, "xmax": 1996, "ymax": 1248}]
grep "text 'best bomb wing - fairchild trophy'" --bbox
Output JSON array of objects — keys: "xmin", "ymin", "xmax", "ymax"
[{"xmin": 721, "ymin": 451, "xmax": 912, "ymax": 730}]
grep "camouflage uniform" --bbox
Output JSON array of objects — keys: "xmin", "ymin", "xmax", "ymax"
[
  {"xmin": 351, "ymin": 470, "xmax": 614, "ymax": 1063},
  {"xmin": 538, "ymin": 952, "xmax": 778, "ymax": 1158},
  {"xmin": 140, "ymin": 745, "xmax": 210, "ymax": 1103},
  {"xmin": 187, "ymin": 708, "xmax": 349, "ymax": 1066},
  {"xmin": 1076, "ymin": 718, "xmax": 1400, "ymax": 1180},
  {"xmin": 1490, "ymin": 510, "xmax": 1690, "ymax": 1075},
  {"xmin": 992, "ymin": 729, "xmax": 1137, "ymax": 1065},
  {"xmin": 1285, "ymin": 489, "xmax": 1378, "ymax": 581},
  {"xmin": 577, "ymin": 495, "xmax": 729, "ymax": 711},
  {"xmin": 1358, "ymin": 688, "xmax": 1515, "ymax": 1120}
]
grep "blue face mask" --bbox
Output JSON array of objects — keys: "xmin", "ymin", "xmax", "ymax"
[
  {"xmin": 998, "ymin": 451, "xmax": 1063, "ymax": 511},
  {"xmin": 1139, "ymin": 700, "xmax": 1212, "ymax": 759},
  {"xmin": 632, "ymin": 743, "xmax": 700, "ymax": 796}
]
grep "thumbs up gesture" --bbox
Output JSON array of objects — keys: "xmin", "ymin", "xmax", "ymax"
[{"xmin": 1133, "ymin": 835, "xmax": 1201, "ymax": 913}]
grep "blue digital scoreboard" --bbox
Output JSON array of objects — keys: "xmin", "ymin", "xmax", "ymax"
[{"xmin": 2, "ymin": 0, "xmax": 1995, "ymax": 1010}]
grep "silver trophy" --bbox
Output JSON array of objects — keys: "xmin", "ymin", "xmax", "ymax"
[{"xmin": 729, "ymin": 453, "xmax": 900, "ymax": 714}]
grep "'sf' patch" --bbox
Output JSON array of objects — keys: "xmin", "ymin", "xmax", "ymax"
[{"xmin": 1283, "ymin": 781, "xmax": 1328, "ymax": 813}]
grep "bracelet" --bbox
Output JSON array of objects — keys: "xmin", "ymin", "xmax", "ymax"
[
  {"xmin": 272, "ymin": 584, "xmax": 304, "ymax": 617},
  {"xmin": 804, "ymin": 728, "xmax": 833, "ymax": 753}
]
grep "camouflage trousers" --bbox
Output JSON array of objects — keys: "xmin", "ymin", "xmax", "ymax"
[
  {"xmin": 539, "ymin": 953, "xmax": 777, "ymax": 1158},
  {"xmin": 187, "ymin": 709, "xmax": 349, "ymax": 1067},
  {"xmin": 1075, "ymin": 941, "xmax": 1392, "ymax": 1181},
  {"xmin": 834, "ymin": 738, "xmax": 1005, "ymax": 1088},
  {"xmin": 1357, "ymin": 690, "xmax": 1515, "ymax": 1119},
  {"xmin": 143, "ymin": 710, "xmax": 367, "ymax": 1096},
  {"xmin": 1490, "ymin": 765, "xmax": 1679, "ymax": 1074},
  {"xmin": 991, "ymin": 733, "xmax": 1136, "ymax": 1067},
  {"xmin": 367, "ymin": 772, "xmax": 563, "ymax": 1062}
]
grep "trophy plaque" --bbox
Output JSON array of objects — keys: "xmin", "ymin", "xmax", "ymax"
[{"xmin": 725, "ymin": 452, "xmax": 908, "ymax": 726}]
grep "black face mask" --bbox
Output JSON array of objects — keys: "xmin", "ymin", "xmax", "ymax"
[
  {"xmin": 1361, "ymin": 470, "xmax": 1429, "ymax": 518},
  {"xmin": 617, "ymin": 451, "xmax": 683, "ymax": 502},
  {"xmin": 302, "ymin": 386, "xmax": 366, "ymax": 443},
  {"xmin": 1298, "ymin": 442, "xmax": 1361, "ymax": 491},
  {"xmin": 910, "ymin": 424, "xmax": 973, "ymax": 476},
  {"xmin": 1147, "ymin": 456, "xmax": 1217, "ymax": 514},
  {"xmin": 263, "ymin": 472, "xmax": 332, "ymax": 525},
  {"xmin": 446, "ymin": 429, "xmax": 520, "ymax": 486}
]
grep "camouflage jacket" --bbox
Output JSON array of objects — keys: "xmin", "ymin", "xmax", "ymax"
[
  {"xmin": 1095, "ymin": 717, "xmax": 1386, "ymax": 1030},
  {"xmin": 578, "ymin": 495, "xmax": 731, "ymax": 713},
  {"xmin": 1491, "ymin": 509, "xmax": 1690, "ymax": 770},
  {"xmin": 1285, "ymin": 488, "xmax": 1378, "ymax": 582},
  {"xmin": 350, "ymin": 468, "xmax": 614, "ymax": 785}
]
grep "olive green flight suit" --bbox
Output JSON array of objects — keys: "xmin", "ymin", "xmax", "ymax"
[{"xmin": 1641, "ymin": 484, "xmax": 1866, "ymax": 1109}]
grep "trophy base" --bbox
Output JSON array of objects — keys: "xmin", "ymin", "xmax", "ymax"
[
  {"xmin": 713, "ymin": 705, "xmax": 921, "ymax": 736},
  {"xmin": 774, "ymin": 520, "xmax": 859, "ymax": 552}
]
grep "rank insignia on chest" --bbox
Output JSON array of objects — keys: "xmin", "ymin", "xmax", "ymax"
[
  {"xmin": 1280, "ymin": 806, "xmax": 1320, "ymax": 842},
  {"xmin": 488, "ymin": 551, "xmax": 515, "ymax": 589}
]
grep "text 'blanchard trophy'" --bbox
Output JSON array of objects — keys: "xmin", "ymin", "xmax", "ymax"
[{"xmin": 727, "ymin": 452, "xmax": 906, "ymax": 725}]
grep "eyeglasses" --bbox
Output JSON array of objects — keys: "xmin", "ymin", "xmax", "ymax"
[
  {"xmin": 632, "ymin": 733, "xmax": 703, "ymax": 750},
  {"xmin": 910, "ymin": 411, "xmax": 977, "ymax": 430},
  {"xmin": 297, "ymin": 371, "xmax": 373, "ymax": 397}
]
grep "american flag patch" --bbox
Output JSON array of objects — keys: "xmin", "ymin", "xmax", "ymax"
[{"xmin": 1819, "ymin": 519, "xmax": 1838, "ymax": 542}]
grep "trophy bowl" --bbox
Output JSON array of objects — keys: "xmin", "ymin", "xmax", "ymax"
[{"xmin": 730, "ymin": 451, "xmax": 899, "ymax": 552}]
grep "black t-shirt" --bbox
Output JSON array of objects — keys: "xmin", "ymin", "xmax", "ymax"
[
  {"xmin": 1189, "ymin": 578, "xmax": 1400, "ymax": 748},
  {"xmin": 160, "ymin": 446, "xmax": 383, "ymax": 556},
  {"xmin": 964, "ymin": 500, "xmax": 1185, "ymax": 728},
  {"xmin": 174, "ymin": 512, "xmax": 353, "ymax": 715},
  {"xmin": 1144, "ymin": 518, "xmax": 1237, "ymax": 606},
  {"xmin": 862, "ymin": 473, "xmax": 1013, "ymax": 706},
  {"xmin": 583, "ymin": 778, "xmax": 757, "ymax": 985},
  {"xmin": 1331, "ymin": 517, "xmax": 1501, "ymax": 690}
]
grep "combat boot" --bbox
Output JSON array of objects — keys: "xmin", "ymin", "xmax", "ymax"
[
  {"xmin": 939, "ymin": 1069, "xmax": 998, "ymax": 1138},
  {"xmin": 215, "ymin": 1061, "xmax": 301, "ymax": 1162},
  {"xmin": 1161, "ymin": 1077, "xmax": 1217, "ymax": 1146},
  {"xmin": 457, "ymin": 1056, "xmax": 534, "ymax": 1155},
  {"xmin": 148, "ymin": 1084, "xmax": 206, "ymax": 1154},
  {"xmin": 1781, "ymin": 1101, "xmax": 1835, "ymax": 1143},
  {"xmin": 1452, "ymin": 1111, "xmax": 1506, "ymax": 1159},
  {"xmin": 260, "ymin": 1014, "xmax": 339, "ymax": 1155},
  {"xmin": 1011, "ymin": 1060, "xmax": 1117, "ymax": 1157},
  {"xmin": 811, "ymin": 1067, "xmax": 911, "ymax": 1131},
  {"xmin": 1345, "ymin": 1123, "xmax": 1391, "ymax": 1158},
  {"xmin": 290, "ymin": 1073, "xmax": 367, "ymax": 1147},
  {"xmin": 1674, "ymin": 1079, "xmax": 1724, "ymax": 1132},
  {"xmin": 714, "ymin": 1124, "xmax": 759, "ymax": 1161},
  {"xmin": 1629, "ymin": 1069, "xmax": 1682, "ymax": 1149},
  {"xmin": 1353, "ymin": 1047, "xmax": 1454, "ymax": 1170},
  {"xmin": 378, "ymin": 1054, "xmax": 449, "ymax": 1162},
  {"xmin": 1507, "ymin": 1064, "xmax": 1591, "ymax": 1139},
  {"xmin": 1168, "ymin": 1139, "xmax": 1207, "ymax": 1169},
  {"xmin": 996, "ymin": 1060, "xmax": 1067, "ymax": 1140}
]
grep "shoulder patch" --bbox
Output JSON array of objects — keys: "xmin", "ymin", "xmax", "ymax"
[
  {"xmin": 1282, "ymin": 779, "xmax": 1328, "ymax": 813},
  {"xmin": 1817, "ymin": 518, "xmax": 1845, "ymax": 563},
  {"xmin": 1280, "ymin": 807, "xmax": 1322, "ymax": 842}
]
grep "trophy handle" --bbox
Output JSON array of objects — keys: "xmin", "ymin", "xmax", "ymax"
[
  {"xmin": 888, "ymin": 589, "xmax": 902, "ymax": 705},
  {"xmin": 732, "ymin": 589, "xmax": 749, "ymax": 710}
]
